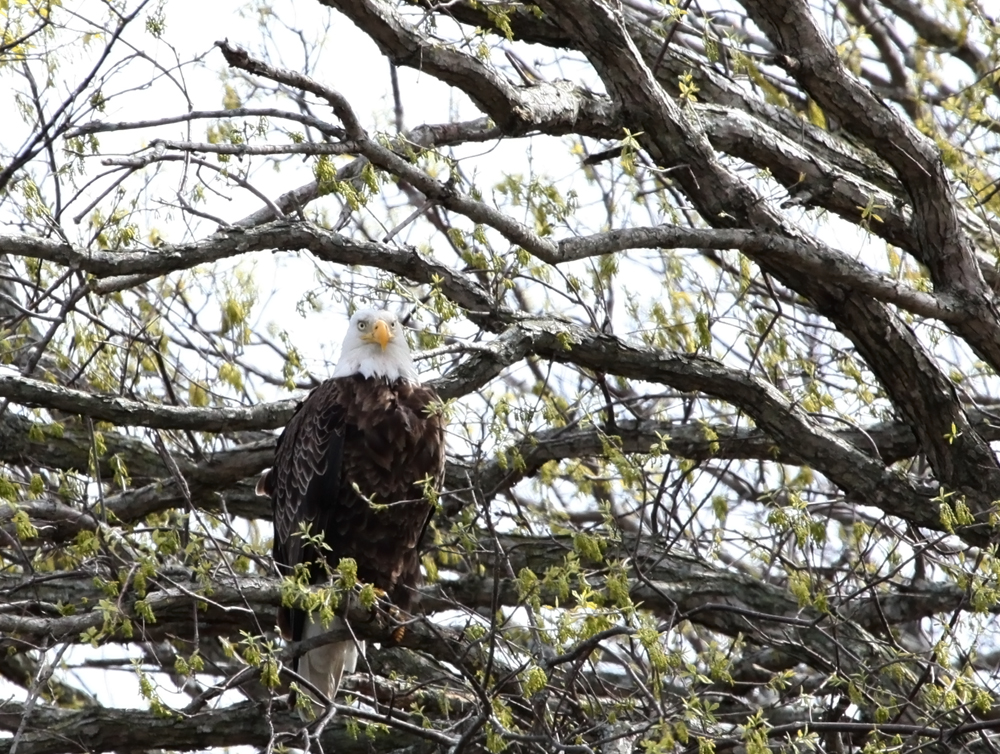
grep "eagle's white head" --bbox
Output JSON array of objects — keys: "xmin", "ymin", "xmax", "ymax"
[{"xmin": 331, "ymin": 308, "xmax": 418, "ymax": 383}]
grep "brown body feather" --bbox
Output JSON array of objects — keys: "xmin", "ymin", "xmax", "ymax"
[{"xmin": 259, "ymin": 374, "xmax": 444, "ymax": 698}]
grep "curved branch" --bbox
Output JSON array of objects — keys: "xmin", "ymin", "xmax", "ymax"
[
  {"xmin": 0, "ymin": 374, "xmax": 295, "ymax": 431},
  {"xmin": 555, "ymin": 224, "xmax": 961, "ymax": 321},
  {"xmin": 1, "ymin": 221, "xmax": 496, "ymax": 313},
  {"xmin": 319, "ymin": 0, "xmax": 619, "ymax": 138}
]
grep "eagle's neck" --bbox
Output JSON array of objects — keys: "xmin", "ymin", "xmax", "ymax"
[{"xmin": 331, "ymin": 349, "xmax": 417, "ymax": 383}]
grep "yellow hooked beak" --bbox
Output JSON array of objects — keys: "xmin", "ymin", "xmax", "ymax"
[{"xmin": 368, "ymin": 319, "xmax": 392, "ymax": 351}]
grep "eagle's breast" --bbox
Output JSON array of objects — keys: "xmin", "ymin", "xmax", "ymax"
[{"xmin": 268, "ymin": 372, "xmax": 444, "ymax": 636}]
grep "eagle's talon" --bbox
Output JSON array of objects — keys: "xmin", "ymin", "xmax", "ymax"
[{"xmin": 386, "ymin": 604, "xmax": 409, "ymax": 643}]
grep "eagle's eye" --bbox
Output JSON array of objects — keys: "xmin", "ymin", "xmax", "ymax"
[{"xmin": 358, "ymin": 321, "xmax": 367, "ymax": 330}]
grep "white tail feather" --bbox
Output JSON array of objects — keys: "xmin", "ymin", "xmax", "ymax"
[{"xmin": 297, "ymin": 616, "xmax": 365, "ymax": 719}]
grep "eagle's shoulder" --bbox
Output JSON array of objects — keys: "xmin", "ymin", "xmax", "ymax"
[{"xmin": 257, "ymin": 379, "xmax": 346, "ymax": 498}]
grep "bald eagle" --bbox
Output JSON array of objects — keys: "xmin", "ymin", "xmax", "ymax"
[{"xmin": 256, "ymin": 309, "xmax": 445, "ymax": 715}]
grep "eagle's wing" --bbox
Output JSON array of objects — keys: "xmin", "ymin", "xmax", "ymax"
[
  {"xmin": 257, "ymin": 381, "xmax": 360, "ymax": 717},
  {"xmin": 258, "ymin": 380, "xmax": 346, "ymax": 641}
]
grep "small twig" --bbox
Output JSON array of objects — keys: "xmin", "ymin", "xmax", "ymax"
[
  {"xmin": 9, "ymin": 641, "xmax": 69, "ymax": 754},
  {"xmin": 382, "ymin": 200, "xmax": 433, "ymax": 244},
  {"xmin": 65, "ymin": 107, "xmax": 345, "ymax": 140},
  {"xmin": 652, "ymin": 0, "xmax": 695, "ymax": 75}
]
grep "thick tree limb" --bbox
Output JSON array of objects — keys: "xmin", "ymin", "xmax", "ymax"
[
  {"xmin": 318, "ymin": 0, "xmax": 619, "ymax": 139},
  {"xmin": 325, "ymin": 0, "xmax": 1000, "ymax": 292},
  {"xmin": 0, "ymin": 699, "xmax": 439, "ymax": 754},
  {"xmin": 0, "ymin": 374, "xmax": 296, "ymax": 431},
  {"xmin": 555, "ymin": 225, "xmax": 960, "ymax": 320},
  {"xmin": 473, "ymin": 315, "xmax": 953, "ymax": 539},
  {"xmin": 0, "ymin": 318, "xmax": 530, "ymax": 438},
  {"xmin": 4, "ymin": 215, "xmax": 960, "ymax": 324},
  {"xmin": 0, "ymin": 222, "xmax": 494, "ymax": 313}
]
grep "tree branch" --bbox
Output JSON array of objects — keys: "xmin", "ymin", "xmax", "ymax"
[{"xmin": 0, "ymin": 699, "xmax": 438, "ymax": 754}]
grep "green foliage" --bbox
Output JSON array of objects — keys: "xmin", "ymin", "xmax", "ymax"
[
  {"xmin": 358, "ymin": 581, "xmax": 377, "ymax": 609},
  {"xmin": 12, "ymin": 508, "xmax": 38, "ymax": 540},
  {"xmin": 522, "ymin": 665, "xmax": 547, "ymax": 696},
  {"xmin": 572, "ymin": 531, "xmax": 604, "ymax": 563},
  {"xmin": 218, "ymin": 267, "xmax": 258, "ymax": 346}
]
